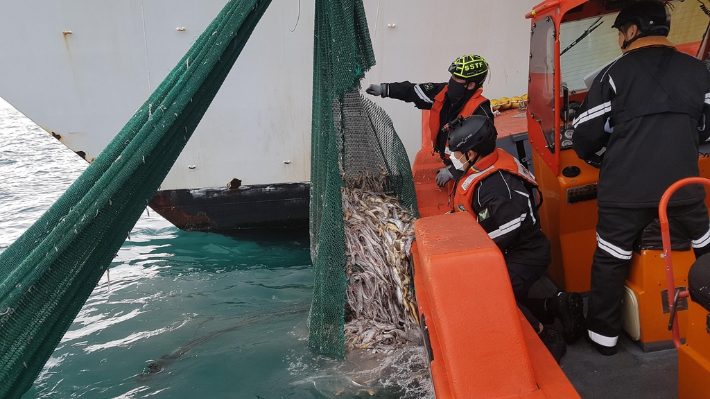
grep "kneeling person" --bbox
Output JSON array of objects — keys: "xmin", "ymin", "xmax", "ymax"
[{"xmin": 447, "ymin": 115, "xmax": 585, "ymax": 362}]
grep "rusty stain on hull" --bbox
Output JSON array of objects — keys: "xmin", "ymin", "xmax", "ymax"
[
  {"xmin": 40, "ymin": 126, "xmax": 92, "ymax": 162},
  {"xmin": 227, "ymin": 178, "xmax": 241, "ymax": 190},
  {"xmin": 149, "ymin": 194, "xmax": 217, "ymax": 231}
]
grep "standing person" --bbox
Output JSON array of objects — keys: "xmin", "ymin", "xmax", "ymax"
[
  {"xmin": 572, "ymin": 0, "xmax": 710, "ymax": 356},
  {"xmin": 447, "ymin": 115, "xmax": 586, "ymax": 363},
  {"xmin": 365, "ymin": 54, "xmax": 494, "ymax": 187}
]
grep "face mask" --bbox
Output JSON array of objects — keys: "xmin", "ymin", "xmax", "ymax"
[
  {"xmin": 447, "ymin": 78, "xmax": 468, "ymax": 104},
  {"xmin": 450, "ymin": 153, "xmax": 467, "ymax": 171}
]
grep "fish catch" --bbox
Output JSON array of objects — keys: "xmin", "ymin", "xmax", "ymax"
[{"xmin": 341, "ymin": 176, "xmax": 419, "ymax": 352}]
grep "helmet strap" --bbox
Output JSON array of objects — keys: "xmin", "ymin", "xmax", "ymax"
[
  {"xmin": 622, "ymin": 33, "xmax": 646, "ymax": 50},
  {"xmin": 620, "ymin": 24, "xmax": 648, "ymax": 50},
  {"xmin": 466, "ymin": 152, "xmax": 482, "ymax": 172},
  {"xmin": 469, "ymin": 149, "xmax": 499, "ymax": 172}
]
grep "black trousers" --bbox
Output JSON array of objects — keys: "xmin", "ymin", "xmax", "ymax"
[
  {"xmin": 508, "ymin": 262, "xmax": 551, "ymax": 330},
  {"xmin": 587, "ymin": 201, "xmax": 710, "ymax": 347}
]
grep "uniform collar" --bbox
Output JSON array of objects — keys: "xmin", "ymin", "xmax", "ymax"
[
  {"xmin": 470, "ymin": 149, "xmax": 498, "ymax": 173},
  {"xmin": 625, "ymin": 36, "xmax": 674, "ymax": 53}
]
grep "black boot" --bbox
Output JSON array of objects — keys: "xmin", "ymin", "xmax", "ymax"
[
  {"xmin": 547, "ymin": 292, "xmax": 586, "ymax": 344},
  {"xmin": 585, "ymin": 331, "xmax": 618, "ymax": 356},
  {"xmin": 539, "ymin": 327, "xmax": 567, "ymax": 364}
]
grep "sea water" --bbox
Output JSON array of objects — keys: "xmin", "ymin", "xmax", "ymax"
[{"xmin": 0, "ymin": 105, "xmax": 433, "ymax": 398}]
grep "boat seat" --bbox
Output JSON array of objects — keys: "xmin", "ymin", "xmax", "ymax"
[
  {"xmin": 689, "ymin": 253, "xmax": 710, "ymax": 312},
  {"xmin": 623, "ymin": 218, "xmax": 694, "ymax": 348},
  {"xmin": 634, "ymin": 218, "xmax": 692, "ymax": 252}
]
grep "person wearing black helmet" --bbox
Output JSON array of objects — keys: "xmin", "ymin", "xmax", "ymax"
[
  {"xmin": 365, "ymin": 54, "xmax": 494, "ymax": 187},
  {"xmin": 573, "ymin": 0, "xmax": 710, "ymax": 356},
  {"xmin": 448, "ymin": 115, "xmax": 586, "ymax": 363}
]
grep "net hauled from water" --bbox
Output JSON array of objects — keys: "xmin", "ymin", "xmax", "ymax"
[
  {"xmin": 0, "ymin": 0, "xmax": 418, "ymax": 393},
  {"xmin": 0, "ymin": 1, "xmax": 271, "ymax": 396},
  {"xmin": 308, "ymin": 0, "xmax": 418, "ymax": 358}
]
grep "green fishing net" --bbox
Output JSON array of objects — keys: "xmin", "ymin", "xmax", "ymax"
[
  {"xmin": 0, "ymin": 0, "xmax": 271, "ymax": 396},
  {"xmin": 308, "ymin": 0, "xmax": 418, "ymax": 358},
  {"xmin": 0, "ymin": 1, "xmax": 417, "ymax": 394}
]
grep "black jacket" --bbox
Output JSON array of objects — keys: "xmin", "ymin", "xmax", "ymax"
[
  {"xmin": 573, "ymin": 42, "xmax": 710, "ymax": 208},
  {"xmin": 471, "ymin": 170, "xmax": 552, "ymax": 267},
  {"xmin": 386, "ymin": 81, "xmax": 494, "ymax": 169}
]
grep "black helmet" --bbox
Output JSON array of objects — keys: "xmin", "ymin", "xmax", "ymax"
[
  {"xmin": 448, "ymin": 54, "xmax": 489, "ymax": 85},
  {"xmin": 446, "ymin": 115, "xmax": 497, "ymax": 157},
  {"xmin": 612, "ymin": 0, "xmax": 670, "ymax": 37}
]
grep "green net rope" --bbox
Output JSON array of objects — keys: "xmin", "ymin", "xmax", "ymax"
[{"xmin": 0, "ymin": 1, "xmax": 271, "ymax": 396}]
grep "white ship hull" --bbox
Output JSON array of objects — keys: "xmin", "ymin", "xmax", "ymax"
[{"xmin": 0, "ymin": 0, "xmax": 538, "ymax": 230}]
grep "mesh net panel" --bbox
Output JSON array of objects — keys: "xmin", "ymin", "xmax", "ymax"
[
  {"xmin": 0, "ymin": 0, "xmax": 417, "ymax": 390},
  {"xmin": 308, "ymin": 0, "xmax": 418, "ymax": 358},
  {"xmin": 0, "ymin": 0, "xmax": 272, "ymax": 396}
]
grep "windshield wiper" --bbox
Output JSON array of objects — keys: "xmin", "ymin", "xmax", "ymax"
[{"xmin": 561, "ymin": 17, "xmax": 604, "ymax": 56}]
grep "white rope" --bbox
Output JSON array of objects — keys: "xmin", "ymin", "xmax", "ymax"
[{"xmin": 290, "ymin": 0, "xmax": 301, "ymax": 32}]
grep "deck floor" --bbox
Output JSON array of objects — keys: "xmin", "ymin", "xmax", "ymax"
[
  {"xmin": 531, "ymin": 277, "xmax": 679, "ymax": 399},
  {"xmin": 562, "ymin": 330, "xmax": 678, "ymax": 399}
]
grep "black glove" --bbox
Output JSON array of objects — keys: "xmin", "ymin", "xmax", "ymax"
[
  {"xmin": 436, "ymin": 167, "xmax": 454, "ymax": 187},
  {"xmin": 365, "ymin": 83, "xmax": 388, "ymax": 98}
]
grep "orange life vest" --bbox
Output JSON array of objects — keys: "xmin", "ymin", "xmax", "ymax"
[
  {"xmin": 429, "ymin": 87, "xmax": 488, "ymax": 149},
  {"xmin": 453, "ymin": 148, "xmax": 538, "ymax": 214}
]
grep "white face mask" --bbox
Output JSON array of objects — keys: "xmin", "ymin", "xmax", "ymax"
[{"xmin": 450, "ymin": 153, "xmax": 467, "ymax": 171}]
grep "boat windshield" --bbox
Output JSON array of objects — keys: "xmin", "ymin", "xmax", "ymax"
[{"xmin": 561, "ymin": 1, "xmax": 710, "ymax": 93}]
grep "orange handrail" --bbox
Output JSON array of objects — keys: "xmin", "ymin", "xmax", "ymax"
[{"xmin": 659, "ymin": 177, "xmax": 710, "ymax": 350}]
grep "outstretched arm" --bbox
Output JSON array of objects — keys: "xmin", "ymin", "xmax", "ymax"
[{"xmin": 374, "ymin": 81, "xmax": 447, "ymax": 110}]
